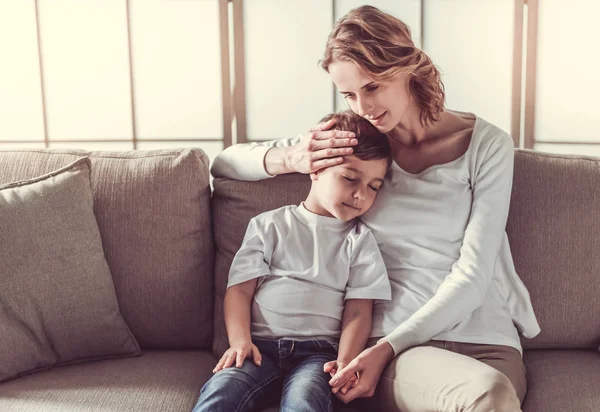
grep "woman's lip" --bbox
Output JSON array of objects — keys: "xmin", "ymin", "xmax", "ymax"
[{"xmin": 371, "ymin": 112, "xmax": 386, "ymax": 124}]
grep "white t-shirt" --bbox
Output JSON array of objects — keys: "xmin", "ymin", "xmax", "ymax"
[
  {"xmin": 213, "ymin": 113, "xmax": 541, "ymax": 355},
  {"xmin": 227, "ymin": 203, "xmax": 392, "ymax": 342}
]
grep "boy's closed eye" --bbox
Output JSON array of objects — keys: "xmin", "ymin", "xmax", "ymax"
[{"xmin": 343, "ymin": 175, "xmax": 381, "ymax": 192}]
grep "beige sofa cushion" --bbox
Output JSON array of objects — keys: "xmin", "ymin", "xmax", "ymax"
[
  {"xmin": 0, "ymin": 149, "xmax": 214, "ymax": 350},
  {"xmin": 0, "ymin": 158, "xmax": 140, "ymax": 383},
  {"xmin": 0, "ymin": 350, "xmax": 216, "ymax": 412},
  {"xmin": 211, "ymin": 174, "xmax": 310, "ymax": 356},
  {"xmin": 521, "ymin": 350, "xmax": 600, "ymax": 411},
  {"xmin": 508, "ymin": 150, "xmax": 600, "ymax": 349}
]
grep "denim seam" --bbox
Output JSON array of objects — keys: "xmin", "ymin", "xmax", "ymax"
[{"xmin": 235, "ymin": 371, "xmax": 282, "ymax": 412}]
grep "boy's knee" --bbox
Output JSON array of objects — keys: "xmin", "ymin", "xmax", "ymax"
[
  {"xmin": 204, "ymin": 367, "xmax": 254, "ymax": 392},
  {"xmin": 284, "ymin": 374, "xmax": 331, "ymax": 399},
  {"xmin": 282, "ymin": 377, "xmax": 332, "ymax": 412},
  {"xmin": 466, "ymin": 370, "xmax": 521, "ymax": 412}
]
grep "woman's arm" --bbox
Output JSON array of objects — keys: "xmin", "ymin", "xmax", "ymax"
[
  {"xmin": 382, "ymin": 132, "xmax": 516, "ymax": 355},
  {"xmin": 210, "ymin": 137, "xmax": 300, "ymax": 181},
  {"xmin": 210, "ymin": 119, "xmax": 357, "ymax": 180}
]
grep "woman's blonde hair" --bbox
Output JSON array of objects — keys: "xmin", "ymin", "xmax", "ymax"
[{"xmin": 320, "ymin": 5, "xmax": 445, "ymax": 127}]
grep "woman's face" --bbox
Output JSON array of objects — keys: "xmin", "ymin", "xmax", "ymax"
[{"xmin": 329, "ymin": 60, "xmax": 415, "ymax": 133}]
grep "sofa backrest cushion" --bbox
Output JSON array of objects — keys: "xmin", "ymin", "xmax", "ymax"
[
  {"xmin": 211, "ymin": 174, "xmax": 310, "ymax": 356},
  {"xmin": 0, "ymin": 158, "xmax": 141, "ymax": 382},
  {"xmin": 509, "ymin": 150, "xmax": 600, "ymax": 349},
  {"xmin": 0, "ymin": 149, "xmax": 214, "ymax": 350},
  {"xmin": 212, "ymin": 150, "xmax": 600, "ymax": 353}
]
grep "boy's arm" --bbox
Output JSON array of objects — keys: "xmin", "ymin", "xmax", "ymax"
[
  {"xmin": 336, "ymin": 299, "xmax": 373, "ymax": 367},
  {"xmin": 325, "ymin": 226, "xmax": 391, "ymax": 391},
  {"xmin": 224, "ymin": 278, "xmax": 258, "ymax": 345},
  {"xmin": 214, "ymin": 278, "xmax": 262, "ymax": 372}
]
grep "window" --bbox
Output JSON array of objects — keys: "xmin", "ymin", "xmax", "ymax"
[{"xmin": 1, "ymin": 0, "xmax": 599, "ymax": 157}]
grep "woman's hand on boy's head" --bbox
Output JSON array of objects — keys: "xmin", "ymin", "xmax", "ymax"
[
  {"xmin": 212, "ymin": 340, "xmax": 262, "ymax": 373},
  {"xmin": 285, "ymin": 120, "xmax": 357, "ymax": 175}
]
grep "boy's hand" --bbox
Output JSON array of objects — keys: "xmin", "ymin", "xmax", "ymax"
[
  {"xmin": 324, "ymin": 360, "xmax": 358, "ymax": 395},
  {"xmin": 213, "ymin": 340, "xmax": 262, "ymax": 373}
]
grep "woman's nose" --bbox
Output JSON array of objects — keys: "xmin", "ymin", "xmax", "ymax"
[{"xmin": 356, "ymin": 96, "xmax": 373, "ymax": 117}]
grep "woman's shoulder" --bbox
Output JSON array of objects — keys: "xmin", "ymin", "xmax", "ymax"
[
  {"xmin": 445, "ymin": 110, "xmax": 511, "ymax": 149},
  {"xmin": 465, "ymin": 115, "xmax": 515, "ymax": 178},
  {"xmin": 455, "ymin": 114, "xmax": 514, "ymax": 173},
  {"xmin": 471, "ymin": 115, "xmax": 513, "ymax": 149}
]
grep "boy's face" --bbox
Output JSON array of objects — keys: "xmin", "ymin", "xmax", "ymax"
[{"xmin": 309, "ymin": 155, "xmax": 388, "ymax": 221}]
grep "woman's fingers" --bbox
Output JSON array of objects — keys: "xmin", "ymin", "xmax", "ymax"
[
  {"xmin": 312, "ymin": 147, "xmax": 353, "ymax": 161},
  {"xmin": 316, "ymin": 129, "xmax": 356, "ymax": 140},
  {"xmin": 331, "ymin": 374, "xmax": 353, "ymax": 393},
  {"xmin": 309, "ymin": 119, "xmax": 336, "ymax": 132},
  {"xmin": 335, "ymin": 380, "xmax": 368, "ymax": 404},
  {"xmin": 306, "ymin": 130, "xmax": 356, "ymax": 146},
  {"xmin": 329, "ymin": 363, "xmax": 359, "ymax": 387},
  {"xmin": 339, "ymin": 376, "xmax": 358, "ymax": 395},
  {"xmin": 311, "ymin": 157, "xmax": 344, "ymax": 172}
]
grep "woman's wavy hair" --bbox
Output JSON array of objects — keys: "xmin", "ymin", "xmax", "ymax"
[{"xmin": 320, "ymin": 5, "xmax": 445, "ymax": 127}]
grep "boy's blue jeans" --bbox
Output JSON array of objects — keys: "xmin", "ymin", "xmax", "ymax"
[{"xmin": 192, "ymin": 338, "xmax": 338, "ymax": 412}]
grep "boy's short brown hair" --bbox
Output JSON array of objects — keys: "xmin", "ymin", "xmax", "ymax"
[{"xmin": 319, "ymin": 110, "xmax": 392, "ymax": 166}]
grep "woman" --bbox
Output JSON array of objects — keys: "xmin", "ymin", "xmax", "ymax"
[{"xmin": 212, "ymin": 5, "xmax": 540, "ymax": 411}]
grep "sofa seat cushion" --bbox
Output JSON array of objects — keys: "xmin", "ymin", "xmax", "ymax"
[
  {"xmin": 522, "ymin": 349, "xmax": 600, "ymax": 412},
  {"xmin": 0, "ymin": 350, "xmax": 216, "ymax": 412},
  {"xmin": 0, "ymin": 149, "xmax": 214, "ymax": 350}
]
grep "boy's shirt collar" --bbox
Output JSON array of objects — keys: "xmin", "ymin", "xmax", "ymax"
[{"xmin": 295, "ymin": 202, "xmax": 355, "ymax": 230}]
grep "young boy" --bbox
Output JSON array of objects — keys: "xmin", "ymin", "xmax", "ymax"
[{"xmin": 193, "ymin": 110, "xmax": 392, "ymax": 412}]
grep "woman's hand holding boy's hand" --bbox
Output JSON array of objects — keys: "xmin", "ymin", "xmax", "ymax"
[
  {"xmin": 324, "ymin": 360, "xmax": 358, "ymax": 395},
  {"xmin": 212, "ymin": 340, "xmax": 262, "ymax": 373},
  {"xmin": 329, "ymin": 341, "xmax": 395, "ymax": 403}
]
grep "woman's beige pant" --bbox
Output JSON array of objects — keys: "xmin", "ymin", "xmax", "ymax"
[{"xmin": 369, "ymin": 341, "xmax": 526, "ymax": 412}]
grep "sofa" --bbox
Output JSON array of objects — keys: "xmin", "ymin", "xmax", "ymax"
[{"xmin": 0, "ymin": 147, "xmax": 598, "ymax": 412}]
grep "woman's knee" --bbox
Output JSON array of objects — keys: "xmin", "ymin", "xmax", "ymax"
[
  {"xmin": 466, "ymin": 369, "xmax": 521, "ymax": 412},
  {"xmin": 373, "ymin": 364, "xmax": 522, "ymax": 412}
]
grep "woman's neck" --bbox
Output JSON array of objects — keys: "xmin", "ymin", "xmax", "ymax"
[
  {"xmin": 387, "ymin": 106, "xmax": 437, "ymax": 146},
  {"xmin": 388, "ymin": 110, "xmax": 470, "ymax": 147}
]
